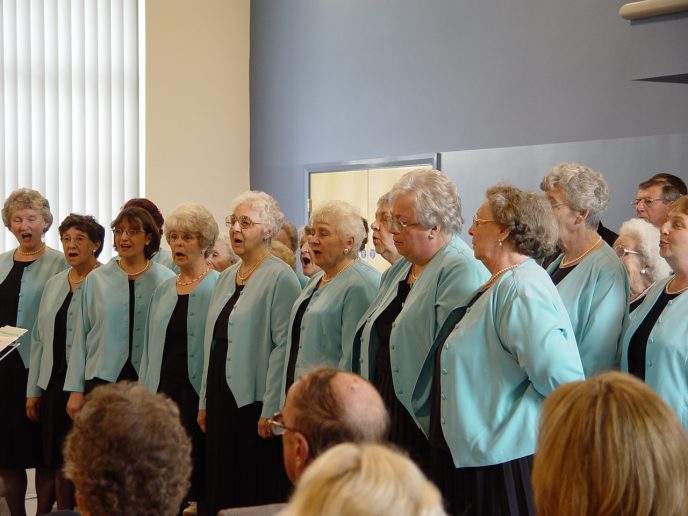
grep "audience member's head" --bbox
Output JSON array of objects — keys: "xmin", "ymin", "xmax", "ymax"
[
  {"xmin": 271, "ymin": 239, "xmax": 297, "ymax": 270},
  {"xmin": 274, "ymin": 367, "xmax": 389, "ymax": 484},
  {"xmin": 279, "ymin": 443, "xmax": 446, "ymax": 516},
  {"xmin": 63, "ymin": 382, "xmax": 192, "ymax": 516},
  {"xmin": 635, "ymin": 174, "xmax": 687, "ymax": 228},
  {"xmin": 277, "ymin": 220, "xmax": 299, "ymax": 252},
  {"xmin": 533, "ymin": 372, "xmax": 688, "ymax": 516}
]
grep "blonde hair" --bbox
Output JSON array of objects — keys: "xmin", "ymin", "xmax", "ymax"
[
  {"xmin": 533, "ymin": 372, "xmax": 688, "ymax": 516},
  {"xmin": 2, "ymin": 188, "xmax": 53, "ymax": 231},
  {"xmin": 165, "ymin": 202, "xmax": 219, "ymax": 256},
  {"xmin": 669, "ymin": 195, "xmax": 688, "ymax": 217},
  {"xmin": 271, "ymin": 239, "xmax": 296, "ymax": 270},
  {"xmin": 280, "ymin": 443, "xmax": 446, "ymax": 516},
  {"xmin": 310, "ymin": 200, "xmax": 365, "ymax": 259}
]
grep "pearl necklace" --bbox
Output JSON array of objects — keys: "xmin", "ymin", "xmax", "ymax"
[
  {"xmin": 320, "ymin": 260, "xmax": 355, "ymax": 285},
  {"xmin": 17, "ymin": 243, "xmax": 46, "ymax": 256},
  {"xmin": 630, "ymin": 282, "xmax": 654, "ymax": 303},
  {"xmin": 560, "ymin": 236, "xmax": 602, "ymax": 268},
  {"xmin": 237, "ymin": 250, "xmax": 270, "ymax": 282},
  {"xmin": 118, "ymin": 259, "xmax": 151, "ymax": 277},
  {"xmin": 483, "ymin": 263, "xmax": 520, "ymax": 289},
  {"xmin": 665, "ymin": 276, "xmax": 688, "ymax": 295},
  {"xmin": 69, "ymin": 262, "xmax": 100, "ymax": 285},
  {"xmin": 177, "ymin": 266, "xmax": 211, "ymax": 286}
]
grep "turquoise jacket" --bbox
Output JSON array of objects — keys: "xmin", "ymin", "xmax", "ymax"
[
  {"xmin": 547, "ymin": 245, "xmax": 629, "ymax": 376},
  {"xmin": 27, "ymin": 270, "xmax": 83, "ymax": 396},
  {"xmin": 0, "ymin": 247, "xmax": 67, "ymax": 367},
  {"xmin": 64, "ymin": 260, "xmax": 175, "ymax": 392},
  {"xmin": 139, "ymin": 270, "xmax": 219, "ymax": 395},
  {"xmin": 620, "ymin": 276, "xmax": 688, "ymax": 430},
  {"xmin": 199, "ymin": 255, "xmax": 301, "ymax": 418},
  {"xmin": 280, "ymin": 261, "xmax": 380, "ymax": 404},
  {"xmin": 111, "ymin": 248, "xmax": 179, "ymax": 273},
  {"xmin": 439, "ymin": 260, "xmax": 584, "ymax": 467},
  {"xmin": 353, "ymin": 236, "xmax": 489, "ymax": 429}
]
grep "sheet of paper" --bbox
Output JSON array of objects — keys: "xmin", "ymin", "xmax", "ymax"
[{"xmin": 0, "ymin": 325, "xmax": 28, "ymax": 355}]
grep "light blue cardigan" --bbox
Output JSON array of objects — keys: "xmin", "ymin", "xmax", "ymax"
[
  {"xmin": 64, "ymin": 260, "xmax": 175, "ymax": 392},
  {"xmin": 620, "ymin": 276, "xmax": 688, "ymax": 430},
  {"xmin": 353, "ymin": 236, "xmax": 489, "ymax": 429},
  {"xmin": 199, "ymin": 255, "xmax": 301, "ymax": 418},
  {"xmin": 547, "ymin": 244, "xmax": 629, "ymax": 376},
  {"xmin": 27, "ymin": 269, "xmax": 83, "ymax": 396},
  {"xmin": 0, "ymin": 247, "xmax": 67, "ymax": 367},
  {"xmin": 139, "ymin": 270, "xmax": 219, "ymax": 395},
  {"xmin": 280, "ymin": 261, "xmax": 380, "ymax": 404},
  {"xmin": 439, "ymin": 259, "xmax": 584, "ymax": 467}
]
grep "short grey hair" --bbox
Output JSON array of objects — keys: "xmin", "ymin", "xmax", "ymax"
[
  {"xmin": 388, "ymin": 169, "xmax": 463, "ymax": 235},
  {"xmin": 540, "ymin": 163, "xmax": 610, "ymax": 229},
  {"xmin": 164, "ymin": 203, "xmax": 219, "ymax": 257},
  {"xmin": 230, "ymin": 190, "xmax": 284, "ymax": 242},
  {"xmin": 376, "ymin": 191, "xmax": 394, "ymax": 211},
  {"xmin": 310, "ymin": 201, "xmax": 365, "ymax": 259},
  {"xmin": 487, "ymin": 185, "xmax": 559, "ymax": 260},
  {"xmin": 618, "ymin": 218, "xmax": 672, "ymax": 282},
  {"xmin": 2, "ymin": 188, "xmax": 53, "ymax": 231}
]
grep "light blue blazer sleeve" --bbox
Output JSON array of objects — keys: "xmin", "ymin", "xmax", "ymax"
[
  {"xmin": 439, "ymin": 260, "xmax": 584, "ymax": 467},
  {"xmin": 353, "ymin": 236, "xmax": 489, "ymax": 429},
  {"xmin": 620, "ymin": 277, "xmax": 688, "ymax": 430},
  {"xmin": 280, "ymin": 261, "xmax": 380, "ymax": 406},
  {"xmin": 199, "ymin": 256, "xmax": 301, "ymax": 418},
  {"xmin": 547, "ymin": 245, "xmax": 629, "ymax": 376},
  {"xmin": 0, "ymin": 248, "xmax": 67, "ymax": 367},
  {"xmin": 64, "ymin": 261, "xmax": 174, "ymax": 392},
  {"xmin": 140, "ymin": 270, "xmax": 219, "ymax": 395}
]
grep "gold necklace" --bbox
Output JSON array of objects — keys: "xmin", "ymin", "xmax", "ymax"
[
  {"xmin": 69, "ymin": 262, "xmax": 100, "ymax": 285},
  {"xmin": 237, "ymin": 250, "xmax": 270, "ymax": 282},
  {"xmin": 17, "ymin": 243, "xmax": 46, "ymax": 256},
  {"xmin": 483, "ymin": 263, "xmax": 520, "ymax": 289},
  {"xmin": 177, "ymin": 266, "xmax": 211, "ymax": 286},
  {"xmin": 118, "ymin": 259, "xmax": 151, "ymax": 276},
  {"xmin": 665, "ymin": 276, "xmax": 688, "ymax": 295},
  {"xmin": 321, "ymin": 260, "xmax": 355, "ymax": 285},
  {"xmin": 560, "ymin": 236, "xmax": 602, "ymax": 268},
  {"xmin": 408, "ymin": 264, "xmax": 421, "ymax": 283}
]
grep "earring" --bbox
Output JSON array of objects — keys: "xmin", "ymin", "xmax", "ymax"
[
  {"xmin": 640, "ymin": 268, "xmax": 647, "ymax": 275},
  {"xmin": 344, "ymin": 248, "xmax": 350, "ymax": 254},
  {"xmin": 498, "ymin": 240, "xmax": 503, "ymax": 246}
]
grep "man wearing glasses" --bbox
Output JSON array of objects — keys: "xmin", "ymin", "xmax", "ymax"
[
  {"xmin": 634, "ymin": 173, "xmax": 687, "ymax": 228},
  {"xmin": 219, "ymin": 367, "xmax": 389, "ymax": 516}
]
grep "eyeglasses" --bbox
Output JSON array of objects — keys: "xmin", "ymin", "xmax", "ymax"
[
  {"xmin": 614, "ymin": 245, "xmax": 641, "ymax": 258},
  {"xmin": 225, "ymin": 215, "xmax": 263, "ymax": 230},
  {"xmin": 113, "ymin": 228, "xmax": 143, "ymax": 237},
  {"xmin": 390, "ymin": 218, "xmax": 421, "ymax": 231},
  {"xmin": 472, "ymin": 214, "xmax": 497, "ymax": 227},
  {"xmin": 267, "ymin": 412, "xmax": 298, "ymax": 436},
  {"xmin": 60, "ymin": 235, "xmax": 89, "ymax": 244},
  {"xmin": 168, "ymin": 232, "xmax": 198, "ymax": 243},
  {"xmin": 377, "ymin": 215, "xmax": 394, "ymax": 229},
  {"xmin": 632, "ymin": 198, "xmax": 666, "ymax": 208},
  {"xmin": 549, "ymin": 202, "xmax": 568, "ymax": 210}
]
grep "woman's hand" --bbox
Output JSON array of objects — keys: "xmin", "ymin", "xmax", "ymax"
[
  {"xmin": 258, "ymin": 417, "xmax": 273, "ymax": 439},
  {"xmin": 66, "ymin": 392, "xmax": 85, "ymax": 420},
  {"xmin": 197, "ymin": 409, "xmax": 207, "ymax": 433},
  {"xmin": 26, "ymin": 396, "xmax": 41, "ymax": 422}
]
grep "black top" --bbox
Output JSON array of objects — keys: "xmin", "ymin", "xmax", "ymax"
[
  {"xmin": 550, "ymin": 263, "xmax": 577, "ymax": 285},
  {"xmin": 0, "ymin": 260, "xmax": 31, "ymax": 361},
  {"xmin": 627, "ymin": 290, "xmax": 678, "ymax": 380},
  {"xmin": 597, "ymin": 221, "xmax": 619, "ymax": 247},
  {"xmin": 285, "ymin": 291, "xmax": 315, "ymax": 395},
  {"xmin": 161, "ymin": 294, "xmax": 190, "ymax": 378},
  {"xmin": 429, "ymin": 288, "xmax": 486, "ymax": 450},
  {"xmin": 213, "ymin": 285, "xmax": 244, "ymax": 343},
  {"xmin": 51, "ymin": 291, "xmax": 73, "ymax": 376},
  {"xmin": 630, "ymin": 295, "xmax": 645, "ymax": 314},
  {"xmin": 374, "ymin": 280, "xmax": 413, "ymax": 375}
]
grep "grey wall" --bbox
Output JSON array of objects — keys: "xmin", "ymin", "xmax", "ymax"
[{"xmin": 250, "ymin": 0, "xmax": 688, "ymax": 224}]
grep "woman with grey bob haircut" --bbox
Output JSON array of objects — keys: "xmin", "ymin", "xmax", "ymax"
[
  {"xmin": 388, "ymin": 168, "xmax": 463, "ymax": 235},
  {"xmin": 164, "ymin": 202, "xmax": 219, "ymax": 257},
  {"xmin": 615, "ymin": 218, "xmax": 672, "ymax": 311},
  {"xmin": 541, "ymin": 162, "xmax": 628, "ymax": 377},
  {"xmin": 540, "ymin": 162, "xmax": 609, "ymax": 228},
  {"xmin": 229, "ymin": 190, "xmax": 284, "ymax": 243}
]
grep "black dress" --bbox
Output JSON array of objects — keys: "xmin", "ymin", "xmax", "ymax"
[
  {"xmin": 40, "ymin": 291, "xmax": 73, "ymax": 468},
  {"xmin": 371, "ymin": 279, "xmax": 431, "ymax": 471},
  {"xmin": 205, "ymin": 285, "xmax": 288, "ymax": 514},
  {"xmin": 0, "ymin": 260, "xmax": 43, "ymax": 469},
  {"xmin": 156, "ymin": 295, "xmax": 205, "ymax": 503},
  {"xmin": 429, "ymin": 290, "xmax": 536, "ymax": 516}
]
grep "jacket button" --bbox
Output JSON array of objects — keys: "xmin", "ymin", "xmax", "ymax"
[
  {"xmin": 441, "ymin": 418, "xmax": 446, "ymax": 425},
  {"xmin": 442, "ymin": 368, "xmax": 448, "ymax": 375}
]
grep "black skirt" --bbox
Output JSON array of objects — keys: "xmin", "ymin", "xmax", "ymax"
[
  {"xmin": 430, "ymin": 446, "xmax": 536, "ymax": 516},
  {"xmin": 40, "ymin": 371, "xmax": 72, "ymax": 468},
  {"xmin": 205, "ymin": 339, "xmax": 288, "ymax": 514}
]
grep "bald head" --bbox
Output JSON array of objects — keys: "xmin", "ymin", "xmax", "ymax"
[{"xmin": 286, "ymin": 367, "xmax": 389, "ymax": 461}]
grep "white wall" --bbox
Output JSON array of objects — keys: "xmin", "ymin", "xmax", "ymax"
[{"xmin": 145, "ymin": 0, "xmax": 250, "ymax": 235}]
